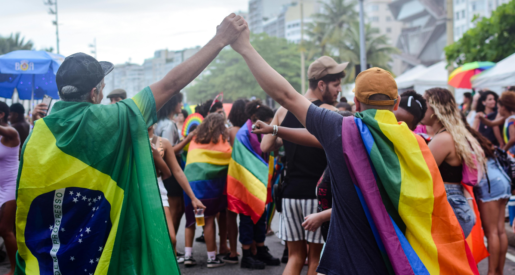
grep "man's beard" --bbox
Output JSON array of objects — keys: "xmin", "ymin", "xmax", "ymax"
[{"xmin": 321, "ymin": 87, "xmax": 336, "ymax": 105}]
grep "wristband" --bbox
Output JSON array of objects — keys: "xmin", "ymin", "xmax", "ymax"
[{"xmin": 272, "ymin": 125, "xmax": 278, "ymax": 136}]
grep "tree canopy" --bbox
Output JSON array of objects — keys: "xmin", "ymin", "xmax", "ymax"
[
  {"xmin": 0, "ymin": 33, "xmax": 34, "ymax": 55},
  {"xmin": 304, "ymin": 0, "xmax": 398, "ymax": 81},
  {"xmin": 185, "ymin": 33, "xmax": 301, "ymax": 103},
  {"xmin": 445, "ymin": 0, "xmax": 515, "ymax": 66}
]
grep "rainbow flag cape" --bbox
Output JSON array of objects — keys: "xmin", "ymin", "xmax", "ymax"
[
  {"xmin": 342, "ymin": 110, "xmax": 479, "ymax": 275},
  {"xmin": 227, "ymin": 120, "xmax": 268, "ymax": 223},
  {"xmin": 463, "ymin": 185, "xmax": 489, "ymax": 262},
  {"xmin": 15, "ymin": 87, "xmax": 179, "ymax": 275},
  {"xmin": 184, "ymin": 138, "xmax": 232, "ymax": 227}
]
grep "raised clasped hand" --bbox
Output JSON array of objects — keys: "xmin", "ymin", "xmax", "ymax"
[{"xmin": 215, "ymin": 13, "xmax": 248, "ymax": 46}]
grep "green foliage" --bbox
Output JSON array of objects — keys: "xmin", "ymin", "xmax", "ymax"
[
  {"xmin": 186, "ymin": 33, "xmax": 301, "ymax": 103},
  {"xmin": 305, "ymin": 0, "xmax": 398, "ymax": 82},
  {"xmin": 337, "ymin": 22, "xmax": 400, "ymax": 80},
  {"xmin": 0, "ymin": 33, "xmax": 34, "ymax": 55},
  {"xmin": 445, "ymin": 1, "xmax": 515, "ymax": 66}
]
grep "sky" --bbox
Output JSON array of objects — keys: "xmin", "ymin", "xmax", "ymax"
[{"xmin": 0, "ymin": 0, "xmax": 248, "ymax": 65}]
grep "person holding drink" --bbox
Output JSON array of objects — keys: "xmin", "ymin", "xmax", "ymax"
[{"xmin": 183, "ymin": 113, "xmax": 232, "ymax": 268}]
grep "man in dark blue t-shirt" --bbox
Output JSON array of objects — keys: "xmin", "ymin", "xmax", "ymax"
[{"xmin": 230, "ymin": 27, "xmax": 404, "ymax": 274}]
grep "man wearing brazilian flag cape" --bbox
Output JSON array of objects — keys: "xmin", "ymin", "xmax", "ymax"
[
  {"xmin": 15, "ymin": 14, "xmax": 247, "ymax": 275},
  {"xmin": 231, "ymin": 27, "xmax": 480, "ymax": 274}
]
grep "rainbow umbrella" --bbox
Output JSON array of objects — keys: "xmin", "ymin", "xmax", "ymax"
[{"xmin": 448, "ymin": 61, "xmax": 495, "ymax": 89}]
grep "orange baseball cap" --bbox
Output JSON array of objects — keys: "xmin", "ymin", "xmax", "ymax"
[{"xmin": 354, "ymin": 67, "xmax": 398, "ymax": 106}]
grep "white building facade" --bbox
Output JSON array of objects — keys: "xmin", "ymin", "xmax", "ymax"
[{"xmin": 102, "ymin": 46, "xmax": 200, "ymax": 104}]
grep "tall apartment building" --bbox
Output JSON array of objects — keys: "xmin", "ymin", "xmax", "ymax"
[
  {"xmin": 102, "ymin": 46, "xmax": 200, "ymax": 104},
  {"xmin": 249, "ymin": 0, "xmax": 321, "ymax": 43},
  {"xmin": 364, "ymin": 0, "xmax": 404, "ymax": 54},
  {"xmin": 453, "ymin": 0, "xmax": 509, "ymax": 41}
]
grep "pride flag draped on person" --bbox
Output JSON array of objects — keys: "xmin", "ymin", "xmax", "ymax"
[
  {"xmin": 15, "ymin": 88, "xmax": 180, "ymax": 275},
  {"xmin": 341, "ymin": 109, "xmax": 479, "ymax": 275},
  {"xmin": 227, "ymin": 120, "xmax": 269, "ymax": 223},
  {"xmin": 184, "ymin": 136, "xmax": 232, "ymax": 227}
]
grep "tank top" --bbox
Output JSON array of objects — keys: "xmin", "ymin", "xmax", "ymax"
[
  {"xmin": 503, "ymin": 115, "xmax": 515, "ymax": 144},
  {"xmin": 281, "ymin": 100, "xmax": 327, "ymax": 199},
  {"xmin": 0, "ymin": 135, "xmax": 20, "ymax": 188},
  {"xmin": 478, "ymin": 111, "xmax": 499, "ymax": 146}
]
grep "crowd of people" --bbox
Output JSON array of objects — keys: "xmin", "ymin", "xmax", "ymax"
[{"xmin": 1, "ymin": 13, "xmax": 515, "ymax": 275}]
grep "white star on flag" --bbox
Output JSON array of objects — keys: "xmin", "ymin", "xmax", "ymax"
[
  {"xmin": 88, "ymin": 198, "xmax": 91, "ymax": 202},
  {"xmin": 82, "ymin": 196, "xmax": 87, "ymax": 201},
  {"xmin": 78, "ymin": 239, "xmax": 82, "ymax": 243},
  {"xmin": 86, "ymin": 227, "xmax": 91, "ymax": 233},
  {"xmin": 92, "ymin": 207, "xmax": 96, "ymax": 211},
  {"xmin": 84, "ymin": 269, "xmax": 87, "ymax": 272},
  {"xmin": 77, "ymin": 192, "xmax": 81, "ymax": 197},
  {"xmin": 70, "ymin": 256, "xmax": 75, "ymax": 261},
  {"xmin": 88, "ymin": 203, "xmax": 92, "ymax": 206},
  {"xmin": 93, "ymin": 198, "xmax": 97, "ymax": 203},
  {"xmin": 73, "ymin": 198, "xmax": 78, "ymax": 203},
  {"xmin": 49, "ymin": 225, "xmax": 53, "ymax": 230},
  {"xmin": 96, "ymin": 258, "xmax": 99, "ymax": 262},
  {"xmin": 80, "ymin": 228, "xmax": 82, "ymax": 232},
  {"xmin": 99, "ymin": 246, "xmax": 103, "ymax": 252},
  {"xmin": 81, "ymin": 234, "xmax": 83, "ymax": 237},
  {"xmin": 69, "ymin": 191, "xmax": 74, "ymax": 195},
  {"xmin": 90, "ymin": 259, "xmax": 93, "ymax": 264},
  {"xmin": 61, "ymin": 228, "xmax": 65, "ymax": 232},
  {"xmin": 92, "ymin": 214, "xmax": 95, "ymax": 217}
]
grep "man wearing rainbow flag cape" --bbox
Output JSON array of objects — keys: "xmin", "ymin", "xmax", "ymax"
[
  {"xmin": 230, "ymin": 27, "xmax": 480, "ymax": 274},
  {"xmin": 15, "ymin": 14, "xmax": 247, "ymax": 275}
]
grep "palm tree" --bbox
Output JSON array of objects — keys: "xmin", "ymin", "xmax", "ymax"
[
  {"xmin": 314, "ymin": 0, "xmax": 358, "ymax": 52},
  {"xmin": 0, "ymin": 33, "xmax": 34, "ymax": 55},
  {"xmin": 337, "ymin": 22, "xmax": 400, "ymax": 81}
]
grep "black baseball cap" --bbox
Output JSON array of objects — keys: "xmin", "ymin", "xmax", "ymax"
[{"xmin": 56, "ymin": 53, "xmax": 114, "ymax": 98}]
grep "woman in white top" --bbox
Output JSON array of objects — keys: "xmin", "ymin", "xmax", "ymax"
[
  {"xmin": 148, "ymin": 125, "xmax": 205, "ymax": 259},
  {"xmin": 0, "ymin": 102, "xmax": 20, "ymax": 275}
]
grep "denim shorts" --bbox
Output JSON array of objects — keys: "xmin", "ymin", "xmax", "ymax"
[
  {"xmin": 445, "ymin": 184, "xmax": 476, "ymax": 238},
  {"xmin": 474, "ymin": 158, "xmax": 511, "ymax": 203}
]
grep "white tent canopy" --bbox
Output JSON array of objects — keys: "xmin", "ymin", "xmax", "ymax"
[
  {"xmin": 472, "ymin": 52, "xmax": 515, "ymax": 89},
  {"xmin": 395, "ymin": 65, "xmax": 427, "ymax": 89},
  {"xmin": 394, "ymin": 61, "xmax": 448, "ymax": 93},
  {"xmin": 394, "ymin": 61, "xmax": 468, "ymax": 102}
]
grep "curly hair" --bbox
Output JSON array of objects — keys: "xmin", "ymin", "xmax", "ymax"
[
  {"xmin": 157, "ymin": 93, "xmax": 183, "ymax": 121},
  {"xmin": 475, "ymin": 90, "xmax": 498, "ymax": 113},
  {"xmin": 194, "ymin": 113, "xmax": 228, "ymax": 144},
  {"xmin": 228, "ymin": 99, "xmax": 249, "ymax": 127},
  {"xmin": 498, "ymin": 91, "xmax": 515, "ymax": 113},
  {"xmin": 245, "ymin": 100, "xmax": 274, "ymax": 122},
  {"xmin": 425, "ymin": 88, "xmax": 486, "ymax": 170}
]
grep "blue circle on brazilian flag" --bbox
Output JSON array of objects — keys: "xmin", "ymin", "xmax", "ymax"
[{"xmin": 25, "ymin": 187, "xmax": 112, "ymax": 275}]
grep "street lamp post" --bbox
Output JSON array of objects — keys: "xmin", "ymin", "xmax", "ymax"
[
  {"xmin": 359, "ymin": 0, "xmax": 367, "ymax": 73},
  {"xmin": 300, "ymin": 1, "xmax": 305, "ymax": 95},
  {"xmin": 44, "ymin": 0, "xmax": 60, "ymax": 54}
]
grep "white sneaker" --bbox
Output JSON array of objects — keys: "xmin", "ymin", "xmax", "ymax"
[
  {"xmin": 177, "ymin": 256, "xmax": 184, "ymax": 264},
  {"xmin": 206, "ymin": 256, "xmax": 225, "ymax": 268}
]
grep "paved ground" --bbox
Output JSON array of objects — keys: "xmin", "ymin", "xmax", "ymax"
[{"xmin": 3, "ymin": 217, "xmax": 515, "ymax": 274}]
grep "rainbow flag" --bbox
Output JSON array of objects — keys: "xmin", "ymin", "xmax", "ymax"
[
  {"xmin": 184, "ymin": 138, "xmax": 232, "ymax": 227},
  {"xmin": 463, "ymin": 185, "xmax": 489, "ymax": 263},
  {"xmin": 342, "ymin": 110, "xmax": 479, "ymax": 275},
  {"xmin": 227, "ymin": 120, "xmax": 268, "ymax": 223},
  {"xmin": 15, "ymin": 87, "xmax": 179, "ymax": 274}
]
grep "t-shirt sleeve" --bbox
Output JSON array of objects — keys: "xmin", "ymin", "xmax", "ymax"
[
  {"xmin": 305, "ymin": 104, "xmax": 343, "ymax": 148},
  {"xmin": 131, "ymin": 86, "xmax": 157, "ymax": 127}
]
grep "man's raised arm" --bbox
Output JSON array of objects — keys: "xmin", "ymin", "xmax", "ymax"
[
  {"xmin": 150, "ymin": 14, "xmax": 247, "ymax": 111},
  {"xmin": 230, "ymin": 27, "xmax": 312, "ymax": 126}
]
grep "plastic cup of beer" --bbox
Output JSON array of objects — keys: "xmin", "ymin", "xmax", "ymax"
[{"xmin": 195, "ymin": 208, "xmax": 205, "ymax": 226}]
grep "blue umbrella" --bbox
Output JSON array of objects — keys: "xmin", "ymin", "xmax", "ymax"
[{"xmin": 0, "ymin": 50, "xmax": 65, "ymax": 107}]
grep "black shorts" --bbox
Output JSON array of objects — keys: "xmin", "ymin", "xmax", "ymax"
[{"xmin": 164, "ymin": 174, "xmax": 183, "ymax": 197}]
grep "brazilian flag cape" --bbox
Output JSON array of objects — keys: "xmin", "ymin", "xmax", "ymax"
[{"xmin": 15, "ymin": 87, "xmax": 180, "ymax": 275}]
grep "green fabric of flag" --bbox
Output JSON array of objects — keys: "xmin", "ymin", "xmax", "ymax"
[{"xmin": 15, "ymin": 87, "xmax": 180, "ymax": 275}]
